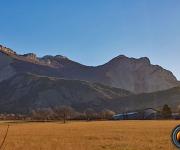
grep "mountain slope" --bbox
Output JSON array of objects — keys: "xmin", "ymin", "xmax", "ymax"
[
  {"xmin": 0, "ymin": 73, "xmax": 131, "ymax": 113},
  {"xmin": 0, "ymin": 44, "xmax": 179, "ymax": 93},
  {"xmin": 0, "ymin": 73, "xmax": 180, "ymax": 113},
  {"xmin": 107, "ymin": 87, "xmax": 180, "ymax": 112}
]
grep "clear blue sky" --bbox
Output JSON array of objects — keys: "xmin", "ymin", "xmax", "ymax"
[{"xmin": 0, "ymin": 0, "xmax": 180, "ymax": 79}]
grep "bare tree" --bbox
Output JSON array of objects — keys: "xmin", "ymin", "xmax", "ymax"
[
  {"xmin": 85, "ymin": 108, "xmax": 97, "ymax": 121},
  {"xmin": 54, "ymin": 106, "xmax": 74, "ymax": 123},
  {"xmin": 101, "ymin": 109, "xmax": 115, "ymax": 120},
  {"xmin": 73, "ymin": 112, "xmax": 86, "ymax": 120},
  {"xmin": 31, "ymin": 108, "xmax": 54, "ymax": 120},
  {"xmin": 162, "ymin": 104, "xmax": 172, "ymax": 119}
]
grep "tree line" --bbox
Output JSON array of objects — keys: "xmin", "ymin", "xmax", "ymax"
[
  {"xmin": 0, "ymin": 104, "xmax": 179, "ymax": 122},
  {"xmin": 30, "ymin": 106, "xmax": 115, "ymax": 123}
]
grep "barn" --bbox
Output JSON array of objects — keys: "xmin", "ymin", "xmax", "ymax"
[{"xmin": 113, "ymin": 108, "xmax": 159, "ymax": 120}]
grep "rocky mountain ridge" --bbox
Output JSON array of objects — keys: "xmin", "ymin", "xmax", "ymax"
[
  {"xmin": 0, "ymin": 44, "xmax": 179, "ymax": 93},
  {"xmin": 0, "ymin": 44, "xmax": 180, "ymax": 113}
]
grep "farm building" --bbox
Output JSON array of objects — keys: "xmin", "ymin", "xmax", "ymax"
[
  {"xmin": 113, "ymin": 112, "xmax": 141, "ymax": 120},
  {"xmin": 113, "ymin": 108, "xmax": 160, "ymax": 120},
  {"xmin": 172, "ymin": 113, "xmax": 180, "ymax": 120}
]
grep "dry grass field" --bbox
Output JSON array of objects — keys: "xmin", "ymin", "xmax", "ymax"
[{"xmin": 0, "ymin": 120, "xmax": 179, "ymax": 150}]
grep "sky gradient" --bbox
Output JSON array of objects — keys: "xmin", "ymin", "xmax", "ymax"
[{"xmin": 0, "ymin": 0, "xmax": 180, "ymax": 79}]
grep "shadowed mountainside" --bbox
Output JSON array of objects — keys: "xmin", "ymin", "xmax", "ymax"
[
  {"xmin": 0, "ymin": 73, "xmax": 180, "ymax": 113},
  {"xmin": 0, "ymin": 73, "xmax": 131, "ymax": 113}
]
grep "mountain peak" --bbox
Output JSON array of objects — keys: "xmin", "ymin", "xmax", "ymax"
[
  {"xmin": 116, "ymin": 54, "xmax": 128, "ymax": 59},
  {"xmin": 109, "ymin": 55, "xmax": 151, "ymax": 65},
  {"xmin": 22, "ymin": 53, "xmax": 37, "ymax": 60},
  {"xmin": 138, "ymin": 57, "xmax": 151, "ymax": 64},
  {"xmin": 0, "ymin": 45, "xmax": 16, "ymax": 55},
  {"xmin": 54, "ymin": 55, "xmax": 68, "ymax": 60},
  {"xmin": 42, "ymin": 55, "xmax": 68, "ymax": 60}
]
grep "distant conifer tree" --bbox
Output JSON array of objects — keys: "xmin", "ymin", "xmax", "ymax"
[{"xmin": 162, "ymin": 104, "xmax": 172, "ymax": 119}]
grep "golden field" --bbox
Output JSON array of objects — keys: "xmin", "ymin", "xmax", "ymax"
[{"xmin": 0, "ymin": 120, "xmax": 179, "ymax": 150}]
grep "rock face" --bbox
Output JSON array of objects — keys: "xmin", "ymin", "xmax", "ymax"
[
  {"xmin": 98, "ymin": 55, "xmax": 178, "ymax": 93},
  {"xmin": 0, "ymin": 45, "xmax": 179, "ymax": 93},
  {"xmin": 0, "ymin": 45, "xmax": 16, "ymax": 55},
  {"xmin": 22, "ymin": 53, "xmax": 37, "ymax": 60}
]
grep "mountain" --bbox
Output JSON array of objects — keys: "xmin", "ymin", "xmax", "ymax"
[
  {"xmin": 0, "ymin": 44, "xmax": 180, "ymax": 113},
  {"xmin": 0, "ymin": 44, "xmax": 179, "ymax": 93},
  {"xmin": 0, "ymin": 73, "xmax": 131, "ymax": 113},
  {"xmin": 0, "ymin": 73, "xmax": 180, "ymax": 113},
  {"xmin": 108, "ymin": 87, "xmax": 180, "ymax": 112}
]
